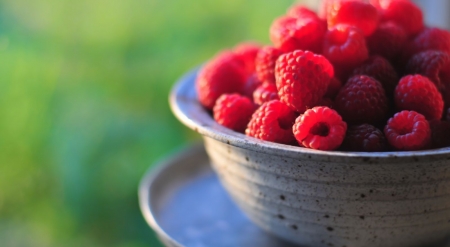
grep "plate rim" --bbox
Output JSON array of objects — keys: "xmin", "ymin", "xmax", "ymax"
[{"xmin": 138, "ymin": 144, "xmax": 206, "ymax": 247}]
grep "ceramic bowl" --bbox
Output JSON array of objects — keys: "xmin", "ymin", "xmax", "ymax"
[{"xmin": 169, "ymin": 68, "xmax": 450, "ymax": 247}]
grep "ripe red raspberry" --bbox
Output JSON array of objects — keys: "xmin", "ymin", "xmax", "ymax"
[
  {"xmin": 405, "ymin": 51, "xmax": 450, "ymax": 92},
  {"xmin": 323, "ymin": 24, "xmax": 369, "ymax": 74},
  {"xmin": 213, "ymin": 94, "xmax": 256, "ymax": 133},
  {"xmin": 369, "ymin": 0, "xmax": 384, "ymax": 9},
  {"xmin": 255, "ymin": 46, "xmax": 283, "ymax": 84},
  {"xmin": 429, "ymin": 120, "xmax": 450, "ymax": 149},
  {"xmin": 394, "ymin": 75, "xmax": 444, "ymax": 121},
  {"xmin": 404, "ymin": 28, "xmax": 450, "ymax": 62},
  {"xmin": 196, "ymin": 51, "xmax": 247, "ymax": 109},
  {"xmin": 335, "ymin": 75, "xmax": 389, "ymax": 125},
  {"xmin": 325, "ymin": 77, "xmax": 342, "ymax": 99},
  {"xmin": 327, "ymin": 0, "xmax": 379, "ymax": 36},
  {"xmin": 293, "ymin": 106, "xmax": 347, "ymax": 151},
  {"xmin": 287, "ymin": 4, "xmax": 320, "ymax": 20},
  {"xmin": 275, "ymin": 50, "xmax": 334, "ymax": 113},
  {"xmin": 270, "ymin": 15, "xmax": 326, "ymax": 53},
  {"xmin": 366, "ymin": 21, "xmax": 407, "ymax": 61},
  {"xmin": 384, "ymin": 110, "xmax": 431, "ymax": 151},
  {"xmin": 242, "ymin": 73, "xmax": 263, "ymax": 99},
  {"xmin": 351, "ymin": 55, "xmax": 399, "ymax": 97},
  {"xmin": 380, "ymin": 0, "xmax": 424, "ymax": 36},
  {"xmin": 319, "ymin": 0, "xmax": 366, "ymax": 19},
  {"xmin": 341, "ymin": 124, "xmax": 388, "ymax": 152},
  {"xmin": 246, "ymin": 100, "xmax": 297, "ymax": 144},
  {"xmin": 253, "ymin": 83, "xmax": 279, "ymax": 105},
  {"xmin": 233, "ymin": 42, "xmax": 261, "ymax": 76},
  {"xmin": 370, "ymin": 0, "xmax": 412, "ymax": 9}
]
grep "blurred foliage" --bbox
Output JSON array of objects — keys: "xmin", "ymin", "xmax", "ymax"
[{"xmin": 0, "ymin": 0, "xmax": 295, "ymax": 246}]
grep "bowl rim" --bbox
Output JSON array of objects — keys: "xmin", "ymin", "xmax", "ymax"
[{"xmin": 169, "ymin": 66, "xmax": 450, "ymax": 162}]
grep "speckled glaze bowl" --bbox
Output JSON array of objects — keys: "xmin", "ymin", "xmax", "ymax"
[{"xmin": 169, "ymin": 68, "xmax": 450, "ymax": 247}]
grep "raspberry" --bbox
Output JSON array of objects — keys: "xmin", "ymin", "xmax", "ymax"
[
  {"xmin": 242, "ymin": 73, "xmax": 263, "ymax": 98},
  {"xmin": 429, "ymin": 120, "xmax": 450, "ymax": 149},
  {"xmin": 341, "ymin": 124, "xmax": 388, "ymax": 152},
  {"xmin": 404, "ymin": 28, "xmax": 450, "ymax": 62},
  {"xmin": 196, "ymin": 51, "xmax": 247, "ymax": 109},
  {"xmin": 319, "ymin": 0, "xmax": 365, "ymax": 19},
  {"xmin": 380, "ymin": 0, "xmax": 424, "ymax": 36},
  {"xmin": 369, "ymin": 0, "xmax": 385, "ymax": 9},
  {"xmin": 351, "ymin": 55, "xmax": 399, "ymax": 97},
  {"xmin": 335, "ymin": 75, "xmax": 389, "ymax": 125},
  {"xmin": 270, "ymin": 15, "xmax": 326, "ymax": 53},
  {"xmin": 323, "ymin": 24, "xmax": 369, "ymax": 74},
  {"xmin": 213, "ymin": 94, "xmax": 256, "ymax": 133},
  {"xmin": 394, "ymin": 75, "xmax": 444, "ymax": 120},
  {"xmin": 287, "ymin": 4, "xmax": 320, "ymax": 20},
  {"xmin": 413, "ymin": 28, "xmax": 450, "ymax": 53},
  {"xmin": 233, "ymin": 42, "xmax": 261, "ymax": 76},
  {"xmin": 369, "ymin": 0, "xmax": 384, "ymax": 9},
  {"xmin": 255, "ymin": 46, "xmax": 283, "ymax": 84},
  {"xmin": 446, "ymin": 108, "xmax": 450, "ymax": 121},
  {"xmin": 405, "ymin": 51, "xmax": 450, "ymax": 91},
  {"xmin": 325, "ymin": 77, "xmax": 342, "ymax": 99},
  {"xmin": 293, "ymin": 106, "xmax": 347, "ymax": 151},
  {"xmin": 327, "ymin": 0, "xmax": 379, "ymax": 36},
  {"xmin": 253, "ymin": 83, "xmax": 279, "ymax": 105},
  {"xmin": 245, "ymin": 100, "xmax": 297, "ymax": 144},
  {"xmin": 384, "ymin": 110, "xmax": 431, "ymax": 151},
  {"xmin": 275, "ymin": 50, "xmax": 333, "ymax": 113},
  {"xmin": 371, "ymin": 0, "xmax": 412, "ymax": 9},
  {"xmin": 366, "ymin": 21, "xmax": 407, "ymax": 61}
]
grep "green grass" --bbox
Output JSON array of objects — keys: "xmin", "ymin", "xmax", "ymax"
[{"xmin": 0, "ymin": 0, "xmax": 297, "ymax": 246}]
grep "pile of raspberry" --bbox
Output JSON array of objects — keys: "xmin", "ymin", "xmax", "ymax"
[{"xmin": 195, "ymin": 0, "xmax": 450, "ymax": 152}]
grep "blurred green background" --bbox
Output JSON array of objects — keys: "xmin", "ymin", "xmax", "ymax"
[{"xmin": 0, "ymin": 0, "xmax": 296, "ymax": 246}]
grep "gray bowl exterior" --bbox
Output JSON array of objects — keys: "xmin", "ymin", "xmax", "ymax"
[{"xmin": 170, "ymin": 68, "xmax": 450, "ymax": 247}]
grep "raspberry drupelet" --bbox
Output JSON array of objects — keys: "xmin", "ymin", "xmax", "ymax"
[
  {"xmin": 293, "ymin": 106, "xmax": 347, "ymax": 151},
  {"xmin": 384, "ymin": 110, "xmax": 431, "ymax": 151}
]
